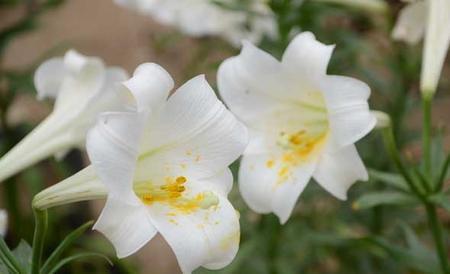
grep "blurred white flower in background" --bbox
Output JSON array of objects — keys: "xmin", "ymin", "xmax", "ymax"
[
  {"xmin": 0, "ymin": 210, "xmax": 7, "ymax": 237},
  {"xmin": 34, "ymin": 63, "xmax": 248, "ymax": 273},
  {"xmin": 218, "ymin": 32, "xmax": 375, "ymax": 223},
  {"xmin": 114, "ymin": 0, "xmax": 277, "ymax": 46},
  {"xmin": 392, "ymin": 0, "xmax": 427, "ymax": 44},
  {"xmin": 392, "ymin": 0, "xmax": 450, "ymax": 95},
  {"xmin": 0, "ymin": 50, "xmax": 128, "ymax": 182}
]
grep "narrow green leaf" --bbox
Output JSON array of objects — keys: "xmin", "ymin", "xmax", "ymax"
[
  {"xmin": 0, "ymin": 237, "xmax": 25, "ymax": 274},
  {"xmin": 0, "ymin": 258, "xmax": 9, "ymax": 274},
  {"xmin": 40, "ymin": 221, "xmax": 94, "ymax": 274},
  {"xmin": 47, "ymin": 252, "xmax": 112, "ymax": 274},
  {"xmin": 365, "ymin": 236, "xmax": 440, "ymax": 274},
  {"xmin": 368, "ymin": 169, "xmax": 409, "ymax": 191},
  {"xmin": 12, "ymin": 241, "xmax": 32, "ymax": 274},
  {"xmin": 430, "ymin": 132, "xmax": 446, "ymax": 180},
  {"xmin": 428, "ymin": 193, "xmax": 450, "ymax": 212},
  {"xmin": 353, "ymin": 191, "xmax": 417, "ymax": 210}
]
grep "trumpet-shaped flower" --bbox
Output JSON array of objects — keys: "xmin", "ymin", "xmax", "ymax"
[
  {"xmin": 392, "ymin": 0, "xmax": 450, "ymax": 94},
  {"xmin": 114, "ymin": 0, "xmax": 276, "ymax": 46},
  {"xmin": 34, "ymin": 63, "xmax": 248, "ymax": 273},
  {"xmin": 0, "ymin": 50, "xmax": 128, "ymax": 182},
  {"xmin": 0, "ymin": 210, "xmax": 7, "ymax": 237},
  {"xmin": 217, "ymin": 32, "xmax": 376, "ymax": 223}
]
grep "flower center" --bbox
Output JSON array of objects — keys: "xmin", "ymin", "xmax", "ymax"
[
  {"xmin": 267, "ymin": 91, "xmax": 330, "ymax": 184},
  {"xmin": 133, "ymin": 176, "xmax": 219, "ymax": 214}
]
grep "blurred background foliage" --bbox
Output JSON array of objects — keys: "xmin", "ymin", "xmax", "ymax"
[{"xmin": 0, "ymin": 0, "xmax": 449, "ymax": 273}]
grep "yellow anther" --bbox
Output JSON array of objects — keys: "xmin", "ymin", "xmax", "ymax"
[
  {"xmin": 266, "ymin": 160, "xmax": 275, "ymax": 168},
  {"xmin": 176, "ymin": 176, "xmax": 187, "ymax": 184}
]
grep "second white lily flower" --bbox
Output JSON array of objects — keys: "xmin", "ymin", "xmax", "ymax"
[
  {"xmin": 0, "ymin": 50, "xmax": 128, "ymax": 182},
  {"xmin": 34, "ymin": 63, "xmax": 248, "ymax": 273},
  {"xmin": 392, "ymin": 0, "xmax": 450, "ymax": 95},
  {"xmin": 218, "ymin": 32, "xmax": 376, "ymax": 223}
]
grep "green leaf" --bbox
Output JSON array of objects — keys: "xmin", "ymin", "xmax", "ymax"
[
  {"xmin": 12, "ymin": 241, "xmax": 32, "ymax": 274},
  {"xmin": 430, "ymin": 132, "xmax": 446, "ymax": 180},
  {"xmin": 41, "ymin": 221, "xmax": 94, "ymax": 274},
  {"xmin": 428, "ymin": 193, "xmax": 450, "ymax": 212},
  {"xmin": 365, "ymin": 232, "xmax": 439, "ymax": 274},
  {"xmin": 352, "ymin": 191, "xmax": 417, "ymax": 210},
  {"xmin": 0, "ymin": 237, "xmax": 25, "ymax": 274},
  {"xmin": 400, "ymin": 223, "xmax": 436, "ymax": 264},
  {"xmin": 0, "ymin": 259, "xmax": 9, "ymax": 274},
  {"xmin": 368, "ymin": 169, "xmax": 410, "ymax": 191},
  {"xmin": 47, "ymin": 252, "xmax": 112, "ymax": 274}
]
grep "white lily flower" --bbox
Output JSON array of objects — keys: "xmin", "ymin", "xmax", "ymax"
[
  {"xmin": 217, "ymin": 32, "xmax": 376, "ymax": 223},
  {"xmin": 421, "ymin": 0, "xmax": 450, "ymax": 94},
  {"xmin": 392, "ymin": 0, "xmax": 450, "ymax": 95},
  {"xmin": 34, "ymin": 63, "xmax": 248, "ymax": 273},
  {"xmin": 0, "ymin": 50, "xmax": 128, "ymax": 182},
  {"xmin": 114, "ymin": 0, "xmax": 277, "ymax": 46},
  {"xmin": 0, "ymin": 210, "xmax": 7, "ymax": 237}
]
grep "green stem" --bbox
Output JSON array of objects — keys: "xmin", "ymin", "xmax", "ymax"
[
  {"xmin": 260, "ymin": 215, "xmax": 281, "ymax": 274},
  {"xmin": 31, "ymin": 209, "xmax": 48, "ymax": 274},
  {"xmin": 422, "ymin": 95, "xmax": 432, "ymax": 179},
  {"xmin": 382, "ymin": 127, "xmax": 424, "ymax": 198},
  {"xmin": 425, "ymin": 203, "xmax": 450, "ymax": 274}
]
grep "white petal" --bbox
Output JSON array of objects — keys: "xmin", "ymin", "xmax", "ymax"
[
  {"xmin": 0, "ymin": 210, "xmax": 7, "ymax": 237},
  {"xmin": 53, "ymin": 50, "xmax": 105, "ymax": 112},
  {"xmin": 33, "ymin": 58, "xmax": 65, "ymax": 100},
  {"xmin": 391, "ymin": 1, "xmax": 427, "ymax": 44},
  {"xmin": 121, "ymin": 63, "xmax": 174, "ymax": 112},
  {"xmin": 313, "ymin": 145, "xmax": 368, "ymax": 200},
  {"xmin": 135, "ymin": 75, "xmax": 248, "ymax": 181},
  {"xmin": 281, "ymin": 32, "xmax": 335, "ymax": 81},
  {"xmin": 94, "ymin": 196, "xmax": 157, "ymax": 258},
  {"xmin": 217, "ymin": 55, "xmax": 288, "ymax": 127},
  {"xmin": 320, "ymin": 75, "xmax": 376, "ymax": 148},
  {"xmin": 239, "ymin": 152, "xmax": 317, "ymax": 224},
  {"xmin": 0, "ymin": 114, "xmax": 79, "ymax": 182},
  {"xmin": 420, "ymin": 0, "xmax": 450, "ymax": 93},
  {"xmin": 146, "ymin": 174, "xmax": 240, "ymax": 273},
  {"xmin": 206, "ymin": 168, "xmax": 234, "ymax": 196},
  {"xmin": 86, "ymin": 111, "xmax": 145, "ymax": 201},
  {"xmin": 226, "ymin": 41, "xmax": 285, "ymax": 98}
]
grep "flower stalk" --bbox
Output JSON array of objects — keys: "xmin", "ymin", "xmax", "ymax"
[
  {"xmin": 422, "ymin": 94, "xmax": 432, "ymax": 179},
  {"xmin": 425, "ymin": 203, "xmax": 450, "ymax": 274},
  {"xmin": 31, "ymin": 209, "xmax": 48, "ymax": 274}
]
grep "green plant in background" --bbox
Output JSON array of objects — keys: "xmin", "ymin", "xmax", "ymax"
[{"xmin": 0, "ymin": 0, "xmax": 450, "ymax": 273}]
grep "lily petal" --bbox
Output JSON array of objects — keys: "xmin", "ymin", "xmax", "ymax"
[
  {"xmin": 146, "ymin": 172, "xmax": 240, "ymax": 273},
  {"xmin": 34, "ymin": 58, "xmax": 66, "ymax": 100},
  {"xmin": 0, "ymin": 210, "xmax": 7, "ymax": 237},
  {"xmin": 94, "ymin": 196, "xmax": 157, "ymax": 258},
  {"xmin": 121, "ymin": 63, "xmax": 174, "ymax": 112},
  {"xmin": 86, "ymin": 111, "xmax": 146, "ymax": 202},
  {"xmin": 53, "ymin": 50, "xmax": 105, "ymax": 112},
  {"xmin": 136, "ymin": 75, "xmax": 248, "ymax": 181},
  {"xmin": 217, "ymin": 55, "xmax": 287, "ymax": 127},
  {"xmin": 421, "ymin": 0, "xmax": 450, "ymax": 93},
  {"xmin": 313, "ymin": 144, "xmax": 368, "ymax": 200},
  {"xmin": 392, "ymin": 0, "xmax": 427, "ymax": 44},
  {"xmin": 320, "ymin": 75, "xmax": 376, "ymax": 148},
  {"xmin": 239, "ymin": 152, "xmax": 317, "ymax": 224},
  {"xmin": 281, "ymin": 32, "xmax": 335, "ymax": 82}
]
